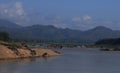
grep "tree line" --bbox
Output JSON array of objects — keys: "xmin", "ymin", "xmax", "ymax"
[{"xmin": 95, "ymin": 38, "xmax": 120, "ymax": 45}]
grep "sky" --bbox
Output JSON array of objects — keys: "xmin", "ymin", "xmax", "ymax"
[{"xmin": 0, "ymin": 0, "xmax": 120, "ymax": 30}]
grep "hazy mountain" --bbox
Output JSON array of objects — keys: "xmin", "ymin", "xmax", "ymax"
[
  {"xmin": 12, "ymin": 24, "xmax": 83, "ymax": 40},
  {"xmin": 0, "ymin": 19, "xmax": 22, "ymax": 28},
  {"xmin": 83, "ymin": 26, "xmax": 120, "ymax": 41},
  {"xmin": 0, "ymin": 19, "xmax": 120, "ymax": 43}
]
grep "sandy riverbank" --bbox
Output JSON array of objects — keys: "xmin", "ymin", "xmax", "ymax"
[{"xmin": 0, "ymin": 45, "xmax": 62, "ymax": 60}]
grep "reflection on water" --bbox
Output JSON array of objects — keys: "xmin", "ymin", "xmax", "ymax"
[
  {"xmin": 0, "ymin": 49, "xmax": 120, "ymax": 73},
  {"xmin": 0, "ymin": 57, "xmax": 57, "ymax": 73},
  {"xmin": 0, "ymin": 57, "xmax": 56, "ymax": 63}
]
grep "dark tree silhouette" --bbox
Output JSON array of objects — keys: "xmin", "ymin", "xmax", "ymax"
[
  {"xmin": 95, "ymin": 38, "xmax": 120, "ymax": 45},
  {"xmin": 0, "ymin": 32, "xmax": 10, "ymax": 41}
]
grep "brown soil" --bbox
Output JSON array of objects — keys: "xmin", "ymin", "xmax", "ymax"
[{"xmin": 0, "ymin": 45, "xmax": 62, "ymax": 60}]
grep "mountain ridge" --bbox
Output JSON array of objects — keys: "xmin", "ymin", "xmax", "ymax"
[
  {"xmin": 0, "ymin": 19, "xmax": 120, "ymax": 43},
  {"xmin": 0, "ymin": 19, "xmax": 22, "ymax": 28}
]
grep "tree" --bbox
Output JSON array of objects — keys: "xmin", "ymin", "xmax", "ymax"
[
  {"xmin": 0, "ymin": 32, "xmax": 10, "ymax": 41},
  {"xmin": 95, "ymin": 38, "xmax": 120, "ymax": 45}
]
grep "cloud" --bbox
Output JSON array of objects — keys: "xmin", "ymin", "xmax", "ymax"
[
  {"xmin": 71, "ymin": 15, "xmax": 120, "ymax": 30},
  {"xmin": 0, "ymin": 1, "xmax": 28, "ymax": 25},
  {"xmin": 72, "ymin": 15, "xmax": 92, "ymax": 22},
  {"xmin": 72, "ymin": 17, "xmax": 81, "ymax": 22},
  {"xmin": 15, "ymin": 2, "xmax": 25, "ymax": 16},
  {"xmin": 71, "ymin": 15, "xmax": 92, "ymax": 26},
  {"xmin": 0, "ymin": 2, "xmax": 25, "ymax": 16},
  {"xmin": 83, "ymin": 15, "xmax": 92, "ymax": 21}
]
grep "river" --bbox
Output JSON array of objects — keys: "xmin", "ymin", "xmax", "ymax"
[{"xmin": 0, "ymin": 48, "xmax": 120, "ymax": 73}]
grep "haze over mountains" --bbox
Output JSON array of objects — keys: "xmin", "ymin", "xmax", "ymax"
[{"xmin": 0, "ymin": 19, "xmax": 120, "ymax": 43}]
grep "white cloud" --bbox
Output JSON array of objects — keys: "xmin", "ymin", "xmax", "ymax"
[
  {"xmin": 72, "ymin": 15, "xmax": 92, "ymax": 26},
  {"xmin": 72, "ymin": 15, "xmax": 92, "ymax": 23},
  {"xmin": 72, "ymin": 17, "xmax": 81, "ymax": 22},
  {"xmin": 15, "ymin": 2, "xmax": 22, "ymax": 8},
  {"xmin": 0, "ymin": 1, "xmax": 28, "ymax": 25},
  {"xmin": 4, "ymin": 9, "xmax": 8, "ymax": 13},
  {"xmin": 15, "ymin": 2, "xmax": 25, "ymax": 16},
  {"xmin": 83, "ymin": 15, "xmax": 92, "ymax": 21},
  {"xmin": 71, "ymin": 15, "xmax": 120, "ymax": 30}
]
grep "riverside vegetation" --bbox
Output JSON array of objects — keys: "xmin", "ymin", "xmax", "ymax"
[{"xmin": 94, "ymin": 38, "xmax": 120, "ymax": 51}]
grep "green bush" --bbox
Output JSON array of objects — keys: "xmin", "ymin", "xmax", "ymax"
[{"xmin": 0, "ymin": 32, "xmax": 10, "ymax": 41}]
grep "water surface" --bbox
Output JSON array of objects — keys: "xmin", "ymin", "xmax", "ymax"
[{"xmin": 0, "ymin": 48, "xmax": 120, "ymax": 73}]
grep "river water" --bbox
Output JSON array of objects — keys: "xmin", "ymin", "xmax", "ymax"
[{"xmin": 0, "ymin": 48, "xmax": 120, "ymax": 73}]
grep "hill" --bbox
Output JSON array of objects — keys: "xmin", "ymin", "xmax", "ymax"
[
  {"xmin": 0, "ymin": 19, "xmax": 120, "ymax": 43},
  {"xmin": 83, "ymin": 26, "xmax": 120, "ymax": 41},
  {"xmin": 0, "ymin": 19, "xmax": 22, "ymax": 28}
]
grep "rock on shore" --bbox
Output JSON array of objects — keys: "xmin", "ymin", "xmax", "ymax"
[{"xmin": 0, "ymin": 45, "xmax": 62, "ymax": 60}]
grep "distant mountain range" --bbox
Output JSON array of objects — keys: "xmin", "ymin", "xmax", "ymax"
[
  {"xmin": 0, "ymin": 19, "xmax": 120, "ymax": 44},
  {"xmin": 0, "ymin": 19, "xmax": 21, "ymax": 28}
]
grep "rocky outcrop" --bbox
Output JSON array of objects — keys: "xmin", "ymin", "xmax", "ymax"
[{"xmin": 0, "ymin": 45, "xmax": 62, "ymax": 60}]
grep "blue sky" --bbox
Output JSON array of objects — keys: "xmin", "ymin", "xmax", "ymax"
[
  {"xmin": 0, "ymin": 0, "xmax": 120, "ymax": 30},
  {"xmin": 23, "ymin": 0, "xmax": 120, "ymax": 19}
]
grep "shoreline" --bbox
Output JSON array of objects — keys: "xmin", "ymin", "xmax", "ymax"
[{"xmin": 0, "ymin": 45, "xmax": 62, "ymax": 60}]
